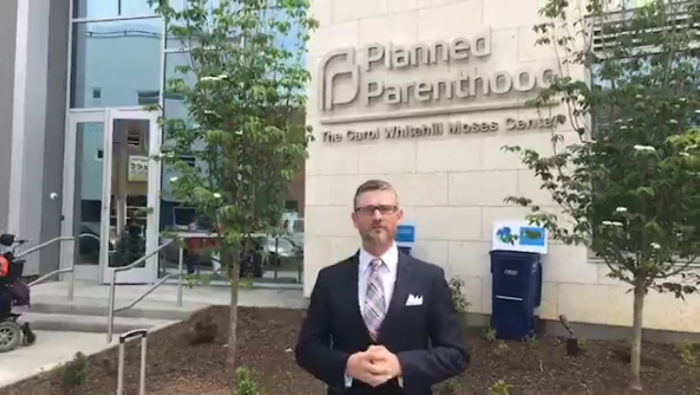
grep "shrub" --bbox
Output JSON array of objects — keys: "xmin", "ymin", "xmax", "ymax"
[
  {"xmin": 233, "ymin": 367, "xmax": 260, "ymax": 395},
  {"xmin": 448, "ymin": 276, "xmax": 470, "ymax": 329},
  {"xmin": 488, "ymin": 379, "xmax": 512, "ymax": 395},
  {"xmin": 675, "ymin": 340, "xmax": 697, "ymax": 365},
  {"xmin": 59, "ymin": 352, "xmax": 89, "ymax": 394},
  {"xmin": 434, "ymin": 378, "xmax": 462, "ymax": 395},
  {"xmin": 184, "ymin": 308, "xmax": 218, "ymax": 345},
  {"xmin": 483, "ymin": 327, "xmax": 497, "ymax": 343}
]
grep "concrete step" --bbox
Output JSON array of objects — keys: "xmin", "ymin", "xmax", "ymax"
[
  {"xmin": 28, "ymin": 296, "xmax": 206, "ymax": 321},
  {"xmin": 19, "ymin": 312, "xmax": 175, "ymax": 333}
]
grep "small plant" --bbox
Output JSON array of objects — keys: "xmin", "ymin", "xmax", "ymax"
[
  {"xmin": 435, "ymin": 378, "xmax": 462, "ymax": 395},
  {"xmin": 493, "ymin": 340, "xmax": 510, "ymax": 356},
  {"xmin": 523, "ymin": 330, "xmax": 538, "ymax": 348},
  {"xmin": 448, "ymin": 277, "xmax": 470, "ymax": 315},
  {"xmin": 59, "ymin": 352, "xmax": 89, "ymax": 394},
  {"xmin": 578, "ymin": 337, "xmax": 589, "ymax": 351},
  {"xmin": 234, "ymin": 367, "xmax": 260, "ymax": 395},
  {"xmin": 448, "ymin": 276, "xmax": 470, "ymax": 330},
  {"xmin": 675, "ymin": 340, "xmax": 697, "ymax": 365},
  {"xmin": 488, "ymin": 379, "xmax": 512, "ymax": 395},
  {"xmin": 483, "ymin": 326, "xmax": 497, "ymax": 343}
]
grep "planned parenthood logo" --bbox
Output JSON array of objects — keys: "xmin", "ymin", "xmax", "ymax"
[
  {"xmin": 317, "ymin": 31, "xmax": 555, "ymax": 115},
  {"xmin": 318, "ymin": 47, "xmax": 361, "ymax": 112}
]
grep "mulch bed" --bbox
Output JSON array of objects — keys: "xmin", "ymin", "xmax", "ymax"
[{"xmin": 1, "ymin": 306, "xmax": 699, "ymax": 395}]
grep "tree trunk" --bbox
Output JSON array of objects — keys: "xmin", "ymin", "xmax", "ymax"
[
  {"xmin": 226, "ymin": 249, "xmax": 241, "ymax": 391},
  {"xmin": 629, "ymin": 280, "xmax": 646, "ymax": 392}
]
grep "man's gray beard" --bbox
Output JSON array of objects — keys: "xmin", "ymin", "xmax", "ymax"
[
  {"xmin": 362, "ymin": 230, "xmax": 390, "ymax": 246},
  {"xmin": 361, "ymin": 232, "xmax": 384, "ymax": 244}
]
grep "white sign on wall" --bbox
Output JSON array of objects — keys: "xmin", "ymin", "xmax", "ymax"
[
  {"xmin": 128, "ymin": 155, "xmax": 149, "ymax": 182},
  {"xmin": 492, "ymin": 220, "xmax": 548, "ymax": 254}
]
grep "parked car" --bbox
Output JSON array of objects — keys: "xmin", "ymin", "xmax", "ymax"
[{"xmin": 160, "ymin": 233, "xmax": 302, "ymax": 276}]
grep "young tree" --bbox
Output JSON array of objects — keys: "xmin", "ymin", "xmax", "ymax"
[
  {"xmin": 503, "ymin": 0, "xmax": 700, "ymax": 391},
  {"xmin": 152, "ymin": 0, "xmax": 316, "ymax": 387}
]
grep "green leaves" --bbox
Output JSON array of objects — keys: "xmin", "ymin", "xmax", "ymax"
[
  {"xmin": 505, "ymin": 0, "xmax": 700, "ymax": 292},
  {"xmin": 154, "ymin": 0, "xmax": 315, "ymax": 275}
]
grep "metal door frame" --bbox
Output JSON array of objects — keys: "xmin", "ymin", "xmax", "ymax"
[
  {"xmin": 61, "ymin": 107, "xmax": 161, "ymax": 284},
  {"xmin": 60, "ymin": 109, "xmax": 107, "ymax": 281},
  {"xmin": 101, "ymin": 107, "xmax": 161, "ymax": 284}
]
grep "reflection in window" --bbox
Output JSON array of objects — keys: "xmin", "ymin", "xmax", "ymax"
[
  {"xmin": 73, "ymin": 0, "xmax": 159, "ymax": 19},
  {"xmin": 589, "ymin": 58, "xmax": 700, "ymax": 137},
  {"xmin": 179, "ymin": 156, "xmax": 196, "ymax": 167},
  {"xmin": 137, "ymin": 90, "xmax": 160, "ymax": 105},
  {"xmin": 164, "ymin": 0, "xmax": 305, "ymax": 64},
  {"xmin": 160, "ymin": 51, "xmax": 201, "ymax": 230},
  {"xmin": 70, "ymin": 18, "xmax": 163, "ymax": 108},
  {"xmin": 163, "ymin": 52, "xmax": 197, "ymax": 119}
]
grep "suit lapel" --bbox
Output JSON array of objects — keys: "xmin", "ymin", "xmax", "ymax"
[
  {"xmin": 341, "ymin": 252, "xmax": 366, "ymax": 333},
  {"xmin": 378, "ymin": 252, "xmax": 412, "ymax": 342}
]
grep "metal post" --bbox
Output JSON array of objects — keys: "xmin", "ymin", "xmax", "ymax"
[
  {"xmin": 117, "ymin": 339, "xmax": 125, "ymax": 395},
  {"xmin": 298, "ymin": 259, "xmax": 302, "ymax": 283},
  {"xmin": 107, "ymin": 269, "xmax": 117, "ymax": 343},
  {"xmin": 139, "ymin": 336, "xmax": 147, "ymax": 395},
  {"xmin": 67, "ymin": 238, "xmax": 75, "ymax": 301},
  {"xmin": 176, "ymin": 244, "xmax": 183, "ymax": 307},
  {"xmin": 274, "ymin": 236, "xmax": 279, "ymax": 279},
  {"xmin": 116, "ymin": 328, "xmax": 149, "ymax": 395}
]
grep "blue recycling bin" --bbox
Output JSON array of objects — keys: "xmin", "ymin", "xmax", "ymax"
[
  {"xmin": 396, "ymin": 222, "xmax": 415, "ymax": 256},
  {"xmin": 490, "ymin": 250, "xmax": 542, "ymax": 340}
]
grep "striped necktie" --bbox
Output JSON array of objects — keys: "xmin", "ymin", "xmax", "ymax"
[{"xmin": 363, "ymin": 258, "xmax": 386, "ymax": 340}]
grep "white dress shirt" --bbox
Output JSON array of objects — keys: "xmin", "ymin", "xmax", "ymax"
[
  {"xmin": 346, "ymin": 243, "xmax": 402, "ymax": 388},
  {"xmin": 357, "ymin": 243, "xmax": 398, "ymax": 314}
]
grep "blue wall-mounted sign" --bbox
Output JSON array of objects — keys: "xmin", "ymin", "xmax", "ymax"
[
  {"xmin": 492, "ymin": 221, "xmax": 548, "ymax": 254},
  {"xmin": 395, "ymin": 220, "xmax": 416, "ymax": 248}
]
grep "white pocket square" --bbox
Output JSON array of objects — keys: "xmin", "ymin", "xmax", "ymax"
[{"xmin": 405, "ymin": 294, "xmax": 423, "ymax": 306}]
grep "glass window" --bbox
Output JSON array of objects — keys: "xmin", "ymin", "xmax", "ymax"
[
  {"xmin": 164, "ymin": 0, "xmax": 215, "ymax": 48},
  {"xmin": 137, "ymin": 90, "xmax": 160, "ymax": 105},
  {"xmin": 73, "ymin": 0, "xmax": 159, "ymax": 19},
  {"xmin": 160, "ymin": 51, "xmax": 197, "ymax": 221},
  {"xmin": 162, "ymin": 51, "xmax": 196, "ymax": 121},
  {"xmin": 70, "ymin": 18, "xmax": 164, "ymax": 108}
]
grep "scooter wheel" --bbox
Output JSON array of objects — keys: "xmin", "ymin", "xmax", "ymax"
[{"xmin": 0, "ymin": 321, "xmax": 22, "ymax": 352}]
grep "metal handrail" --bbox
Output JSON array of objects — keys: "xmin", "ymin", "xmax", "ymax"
[
  {"xmin": 78, "ymin": 233, "xmax": 116, "ymax": 252},
  {"xmin": 112, "ymin": 239, "xmax": 173, "ymax": 274},
  {"xmin": 17, "ymin": 235, "xmax": 74, "ymax": 259},
  {"xmin": 107, "ymin": 240, "xmax": 184, "ymax": 342},
  {"xmin": 117, "ymin": 329, "xmax": 149, "ymax": 395},
  {"xmin": 26, "ymin": 236, "xmax": 76, "ymax": 300}
]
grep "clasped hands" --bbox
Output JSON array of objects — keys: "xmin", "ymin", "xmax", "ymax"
[{"xmin": 345, "ymin": 345, "xmax": 402, "ymax": 387}]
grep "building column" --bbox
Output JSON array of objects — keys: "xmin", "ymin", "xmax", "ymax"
[
  {"xmin": 0, "ymin": 0, "xmax": 19, "ymax": 231},
  {"xmin": 8, "ymin": 0, "xmax": 51, "ymax": 273}
]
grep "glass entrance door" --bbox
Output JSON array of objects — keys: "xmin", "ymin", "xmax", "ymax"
[
  {"xmin": 61, "ymin": 108, "xmax": 160, "ymax": 284},
  {"xmin": 101, "ymin": 108, "xmax": 160, "ymax": 284},
  {"xmin": 62, "ymin": 110, "xmax": 109, "ymax": 281}
]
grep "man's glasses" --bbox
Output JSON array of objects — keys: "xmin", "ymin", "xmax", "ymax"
[{"xmin": 354, "ymin": 205, "xmax": 399, "ymax": 216}]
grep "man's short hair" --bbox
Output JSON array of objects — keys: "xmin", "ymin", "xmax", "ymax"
[{"xmin": 353, "ymin": 179, "xmax": 398, "ymax": 208}]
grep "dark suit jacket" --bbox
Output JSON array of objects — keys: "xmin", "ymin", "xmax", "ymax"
[{"xmin": 295, "ymin": 251, "xmax": 469, "ymax": 395}]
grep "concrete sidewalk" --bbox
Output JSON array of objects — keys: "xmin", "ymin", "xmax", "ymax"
[{"xmin": 0, "ymin": 331, "xmax": 107, "ymax": 388}]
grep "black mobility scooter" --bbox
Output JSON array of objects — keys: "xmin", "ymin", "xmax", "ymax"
[{"xmin": 0, "ymin": 233, "xmax": 36, "ymax": 352}]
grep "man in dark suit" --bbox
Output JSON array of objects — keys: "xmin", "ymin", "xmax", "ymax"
[{"xmin": 295, "ymin": 179, "xmax": 469, "ymax": 395}]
